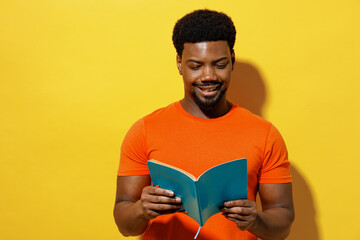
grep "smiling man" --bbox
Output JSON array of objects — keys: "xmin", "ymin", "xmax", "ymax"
[
  {"xmin": 114, "ymin": 9, "xmax": 294, "ymax": 240},
  {"xmin": 178, "ymin": 40, "xmax": 233, "ymax": 118}
]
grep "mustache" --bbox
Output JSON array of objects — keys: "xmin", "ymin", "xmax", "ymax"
[{"xmin": 193, "ymin": 81, "xmax": 223, "ymax": 87}]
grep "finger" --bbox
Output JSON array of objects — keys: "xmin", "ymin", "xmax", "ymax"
[
  {"xmin": 143, "ymin": 202, "xmax": 182, "ymax": 212},
  {"xmin": 224, "ymin": 199, "xmax": 255, "ymax": 208},
  {"xmin": 226, "ymin": 216, "xmax": 246, "ymax": 222},
  {"xmin": 221, "ymin": 206, "xmax": 255, "ymax": 215},
  {"xmin": 143, "ymin": 186, "xmax": 175, "ymax": 197},
  {"xmin": 144, "ymin": 207, "xmax": 181, "ymax": 220},
  {"xmin": 223, "ymin": 213, "xmax": 253, "ymax": 222},
  {"xmin": 144, "ymin": 194, "xmax": 181, "ymax": 204}
]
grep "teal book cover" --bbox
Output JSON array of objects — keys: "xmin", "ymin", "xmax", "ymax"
[{"xmin": 147, "ymin": 158, "xmax": 247, "ymax": 227}]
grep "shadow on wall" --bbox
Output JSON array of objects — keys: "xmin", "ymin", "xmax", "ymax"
[
  {"xmin": 288, "ymin": 165, "xmax": 319, "ymax": 240},
  {"xmin": 228, "ymin": 60, "xmax": 319, "ymax": 240}
]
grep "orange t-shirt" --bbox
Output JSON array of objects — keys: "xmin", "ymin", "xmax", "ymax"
[{"xmin": 118, "ymin": 101, "xmax": 292, "ymax": 240}]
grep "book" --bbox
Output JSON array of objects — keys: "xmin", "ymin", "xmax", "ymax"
[{"xmin": 147, "ymin": 158, "xmax": 247, "ymax": 227}]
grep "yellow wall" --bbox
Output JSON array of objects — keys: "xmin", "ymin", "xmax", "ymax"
[{"xmin": 1, "ymin": 1, "xmax": 359, "ymax": 239}]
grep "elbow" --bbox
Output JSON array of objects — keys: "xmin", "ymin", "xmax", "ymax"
[
  {"xmin": 113, "ymin": 208, "xmax": 133, "ymax": 237},
  {"xmin": 285, "ymin": 209, "xmax": 295, "ymax": 239},
  {"xmin": 290, "ymin": 208, "xmax": 295, "ymax": 223},
  {"xmin": 113, "ymin": 204, "xmax": 147, "ymax": 237},
  {"xmin": 262, "ymin": 208, "xmax": 295, "ymax": 240},
  {"xmin": 278, "ymin": 210, "xmax": 295, "ymax": 240},
  {"xmin": 113, "ymin": 199, "xmax": 151, "ymax": 237},
  {"xmin": 116, "ymin": 225, "xmax": 145, "ymax": 237},
  {"xmin": 287, "ymin": 204, "xmax": 295, "ymax": 224},
  {"xmin": 278, "ymin": 209, "xmax": 295, "ymax": 240},
  {"xmin": 113, "ymin": 206, "xmax": 129, "ymax": 237},
  {"xmin": 117, "ymin": 228, "xmax": 132, "ymax": 237},
  {"xmin": 114, "ymin": 217, "xmax": 136, "ymax": 237}
]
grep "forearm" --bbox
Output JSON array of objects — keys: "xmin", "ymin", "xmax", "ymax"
[
  {"xmin": 248, "ymin": 207, "xmax": 294, "ymax": 240},
  {"xmin": 113, "ymin": 200, "xmax": 149, "ymax": 237}
]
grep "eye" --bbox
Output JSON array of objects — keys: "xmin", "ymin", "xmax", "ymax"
[
  {"xmin": 215, "ymin": 63, "xmax": 228, "ymax": 69},
  {"xmin": 190, "ymin": 65, "xmax": 201, "ymax": 70}
]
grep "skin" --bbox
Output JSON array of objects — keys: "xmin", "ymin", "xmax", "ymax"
[
  {"xmin": 177, "ymin": 41, "xmax": 234, "ymax": 119},
  {"xmin": 114, "ymin": 41, "xmax": 295, "ymax": 239},
  {"xmin": 113, "ymin": 175, "xmax": 182, "ymax": 236}
]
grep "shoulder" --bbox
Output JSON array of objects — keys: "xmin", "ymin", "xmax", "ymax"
[
  {"xmin": 231, "ymin": 104, "xmax": 272, "ymax": 132},
  {"xmin": 122, "ymin": 102, "xmax": 180, "ymax": 137},
  {"xmin": 142, "ymin": 102, "xmax": 179, "ymax": 125}
]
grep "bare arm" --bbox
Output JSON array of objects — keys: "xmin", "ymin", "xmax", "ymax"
[
  {"xmin": 222, "ymin": 183, "xmax": 294, "ymax": 240},
  {"xmin": 113, "ymin": 175, "xmax": 182, "ymax": 237}
]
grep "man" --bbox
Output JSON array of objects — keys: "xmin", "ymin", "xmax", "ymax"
[{"xmin": 114, "ymin": 9, "xmax": 294, "ymax": 240}]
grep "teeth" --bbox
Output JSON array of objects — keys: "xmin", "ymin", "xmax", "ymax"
[
  {"xmin": 199, "ymin": 86, "xmax": 218, "ymax": 92},
  {"xmin": 206, "ymin": 88, "xmax": 216, "ymax": 92}
]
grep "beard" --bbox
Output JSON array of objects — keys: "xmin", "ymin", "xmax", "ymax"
[{"xmin": 192, "ymin": 86, "xmax": 227, "ymax": 110}]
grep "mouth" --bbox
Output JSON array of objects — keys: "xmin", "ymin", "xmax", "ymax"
[{"xmin": 195, "ymin": 83, "xmax": 222, "ymax": 97}]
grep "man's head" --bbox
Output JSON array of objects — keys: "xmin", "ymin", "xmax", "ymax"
[
  {"xmin": 173, "ymin": 10, "xmax": 236, "ymax": 112},
  {"xmin": 172, "ymin": 9, "xmax": 236, "ymax": 58}
]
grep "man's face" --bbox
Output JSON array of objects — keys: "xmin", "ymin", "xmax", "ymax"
[{"xmin": 177, "ymin": 41, "xmax": 234, "ymax": 109}]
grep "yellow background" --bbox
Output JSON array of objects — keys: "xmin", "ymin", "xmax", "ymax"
[{"xmin": 1, "ymin": 1, "xmax": 359, "ymax": 239}]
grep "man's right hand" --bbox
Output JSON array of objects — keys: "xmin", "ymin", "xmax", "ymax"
[
  {"xmin": 114, "ymin": 175, "xmax": 182, "ymax": 236},
  {"xmin": 140, "ymin": 185, "xmax": 182, "ymax": 220}
]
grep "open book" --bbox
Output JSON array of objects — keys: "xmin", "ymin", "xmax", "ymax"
[{"xmin": 147, "ymin": 159, "xmax": 247, "ymax": 227}]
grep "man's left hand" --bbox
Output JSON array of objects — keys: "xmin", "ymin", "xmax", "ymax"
[{"xmin": 221, "ymin": 199, "xmax": 258, "ymax": 231}]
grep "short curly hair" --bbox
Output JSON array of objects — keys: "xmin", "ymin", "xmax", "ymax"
[{"xmin": 172, "ymin": 9, "xmax": 236, "ymax": 58}]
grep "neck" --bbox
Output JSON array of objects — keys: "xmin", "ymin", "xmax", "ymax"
[{"xmin": 180, "ymin": 97, "xmax": 232, "ymax": 119}]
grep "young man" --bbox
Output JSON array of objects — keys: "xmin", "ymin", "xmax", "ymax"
[{"xmin": 114, "ymin": 9, "xmax": 294, "ymax": 240}]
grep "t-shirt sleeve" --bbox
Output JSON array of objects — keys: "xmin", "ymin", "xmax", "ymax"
[
  {"xmin": 117, "ymin": 118, "xmax": 150, "ymax": 176},
  {"xmin": 258, "ymin": 124, "xmax": 292, "ymax": 183}
]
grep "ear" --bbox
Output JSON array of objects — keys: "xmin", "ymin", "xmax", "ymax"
[
  {"xmin": 231, "ymin": 51, "xmax": 235, "ymax": 71},
  {"xmin": 176, "ymin": 55, "xmax": 182, "ymax": 75}
]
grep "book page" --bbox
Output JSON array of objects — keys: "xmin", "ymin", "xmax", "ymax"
[
  {"xmin": 147, "ymin": 160, "xmax": 201, "ymax": 225},
  {"xmin": 197, "ymin": 158, "xmax": 247, "ymax": 225}
]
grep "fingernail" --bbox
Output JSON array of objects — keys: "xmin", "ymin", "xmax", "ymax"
[{"xmin": 167, "ymin": 190, "xmax": 174, "ymax": 195}]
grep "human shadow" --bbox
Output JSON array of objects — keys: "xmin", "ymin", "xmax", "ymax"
[
  {"xmin": 288, "ymin": 164, "xmax": 320, "ymax": 240},
  {"xmin": 227, "ymin": 60, "xmax": 319, "ymax": 240},
  {"xmin": 227, "ymin": 61, "xmax": 266, "ymax": 116}
]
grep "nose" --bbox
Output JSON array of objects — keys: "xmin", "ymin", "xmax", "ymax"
[{"xmin": 200, "ymin": 66, "xmax": 217, "ymax": 81}]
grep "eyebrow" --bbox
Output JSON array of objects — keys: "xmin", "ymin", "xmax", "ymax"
[{"xmin": 186, "ymin": 57, "xmax": 229, "ymax": 64}]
